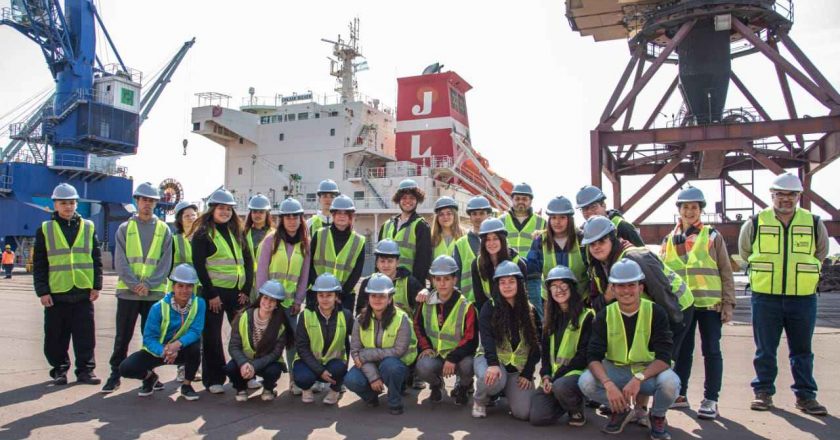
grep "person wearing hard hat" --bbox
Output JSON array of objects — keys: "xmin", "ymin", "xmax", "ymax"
[
  {"xmin": 453, "ymin": 196, "xmax": 493, "ymax": 302},
  {"xmin": 191, "ymin": 188, "xmax": 254, "ymax": 394},
  {"xmin": 529, "ymin": 265, "xmax": 594, "ymax": 427},
  {"xmin": 431, "ymin": 196, "xmax": 464, "ymax": 259},
  {"xmin": 414, "ymin": 255, "xmax": 478, "ymax": 406},
  {"xmin": 118, "ymin": 264, "xmax": 205, "ymax": 401},
  {"xmin": 471, "ymin": 218, "xmax": 528, "ymax": 310},
  {"xmin": 472, "ymin": 261, "xmax": 540, "ymax": 420},
  {"xmin": 578, "ymin": 259, "xmax": 680, "ymax": 440},
  {"xmin": 500, "ymin": 183, "xmax": 547, "ymax": 318},
  {"xmin": 309, "ymin": 194, "xmax": 366, "ymax": 312},
  {"xmin": 245, "ymin": 194, "xmax": 275, "ymax": 298},
  {"xmin": 224, "ymin": 280, "xmax": 291, "ymax": 402},
  {"xmin": 346, "ymin": 273, "xmax": 419, "ymax": 415},
  {"xmin": 102, "ymin": 182, "xmax": 173, "ymax": 394},
  {"xmin": 659, "ymin": 187, "xmax": 735, "ymax": 419},
  {"xmin": 33, "ymin": 183, "xmax": 103, "ymax": 386},
  {"xmin": 170, "ymin": 200, "xmax": 200, "ymax": 384},
  {"xmin": 293, "ymin": 273, "xmax": 353, "ymax": 405},
  {"xmin": 525, "ymin": 196, "xmax": 589, "ymax": 318},
  {"xmin": 2, "ymin": 244, "xmax": 14, "ymax": 278},
  {"xmin": 307, "ymin": 179, "xmax": 340, "ymax": 235},
  {"xmin": 575, "ymin": 185, "xmax": 644, "ymax": 247},
  {"xmin": 378, "ymin": 178, "xmax": 433, "ymax": 283},
  {"xmin": 357, "ymin": 239, "xmax": 426, "ymax": 317},
  {"xmin": 738, "ymin": 173, "xmax": 829, "ymax": 416}
]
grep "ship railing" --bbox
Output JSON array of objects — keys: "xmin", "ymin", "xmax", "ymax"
[{"xmin": 100, "ymin": 64, "xmax": 143, "ymax": 84}]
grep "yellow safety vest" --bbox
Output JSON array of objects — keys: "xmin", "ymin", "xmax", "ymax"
[
  {"xmin": 142, "ymin": 296, "xmax": 199, "ymax": 355},
  {"xmin": 206, "ymin": 228, "xmax": 246, "ymax": 290},
  {"xmin": 295, "ymin": 309, "xmax": 347, "ymax": 363},
  {"xmin": 381, "ymin": 217, "xmax": 423, "ymax": 271},
  {"xmin": 421, "ymin": 294, "xmax": 470, "ymax": 358},
  {"xmin": 550, "ymin": 308, "xmax": 595, "ymax": 377},
  {"xmin": 169, "ymin": 233, "xmax": 200, "ymax": 293},
  {"xmin": 116, "ymin": 219, "xmax": 168, "ymax": 294},
  {"xmin": 246, "ymin": 227, "xmax": 274, "ymax": 272},
  {"xmin": 433, "ymin": 236, "xmax": 457, "ymax": 260},
  {"xmin": 238, "ymin": 310, "xmax": 286, "ymax": 362},
  {"xmin": 454, "ymin": 235, "xmax": 477, "ymax": 302},
  {"xmin": 312, "ymin": 227, "xmax": 365, "ymax": 283},
  {"xmin": 478, "ymin": 253, "xmax": 522, "ymax": 297},
  {"xmin": 267, "ymin": 239, "xmax": 304, "ymax": 308},
  {"xmin": 748, "ymin": 208, "xmax": 821, "ymax": 295},
  {"xmin": 493, "ymin": 330, "xmax": 530, "ymax": 372},
  {"xmin": 605, "ymin": 299, "xmax": 655, "ymax": 374},
  {"xmin": 540, "ymin": 234, "xmax": 588, "ymax": 300},
  {"xmin": 359, "ymin": 308, "xmax": 418, "ymax": 365},
  {"xmin": 392, "ymin": 277, "xmax": 412, "ymax": 315},
  {"xmin": 502, "ymin": 212, "xmax": 546, "ymax": 256},
  {"xmin": 42, "ymin": 218, "xmax": 95, "ymax": 293},
  {"xmin": 663, "ymin": 226, "xmax": 722, "ymax": 307}
]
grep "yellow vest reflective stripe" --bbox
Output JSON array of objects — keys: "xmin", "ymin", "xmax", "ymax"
[
  {"xmin": 295, "ymin": 309, "xmax": 347, "ymax": 363},
  {"xmin": 268, "ymin": 240, "xmax": 304, "ymax": 308},
  {"xmin": 239, "ymin": 311, "xmax": 286, "ymax": 362},
  {"xmin": 392, "ymin": 277, "xmax": 412, "ymax": 315},
  {"xmin": 433, "ymin": 236, "xmax": 457, "ymax": 260},
  {"xmin": 605, "ymin": 299, "xmax": 655, "ymax": 374},
  {"xmin": 550, "ymin": 308, "xmax": 594, "ymax": 377},
  {"xmin": 503, "ymin": 213, "xmax": 546, "ymax": 255},
  {"xmin": 618, "ymin": 247, "xmax": 695, "ymax": 310},
  {"xmin": 494, "ymin": 330, "xmax": 530, "ymax": 372},
  {"xmin": 540, "ymin": 235, "xmax": 588, "ymax": 300},
  {"xmin": 312, "ymin": 227, "xmax": 366, "ymax": 283},
  {"xmin": 246, "ymin": 227, "xmax": 274, "ymax": 273},
  {"xmin": 748, "ymin": 208, "xmax": 821, "ymax": 295},
  {"xmin": 454, "ymin": 235, "xmax": 477, "ymax": 302},
  {"xmin": 421, "ymin": 295, "xmax": 469, "ymax": 358},
  {"xmin": 42, "ymin": 219, "xmax": 95, "ymax": 293},
  {"xmin": 359, "ymin": 308, "xmax": 418, "ymax": 365},
  {"xmin": 663, "ymin": 226, "xmax": 722, "ymax": 307},
  {"xmin": 142, "ymin": 296, "xmax": 199, "ymax": 355},
  {"xmin": 206, "ymin": 229, "xmax": 246, "ymax": 290},
  {"xmin": 382, "ymin": 217, "xmax": 422, "ymax": 271},
  {"xmin": 116, "ymin": 219, "xmax": 168, "ymax": 293},
  {"xmin": 610, "ymin": 214, "xmax": 624, "ymax": 229}
]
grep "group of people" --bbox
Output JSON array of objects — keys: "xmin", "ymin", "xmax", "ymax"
[{"xmin": 34, "ymin": 172, "xmax": 829, "ymax": 439}]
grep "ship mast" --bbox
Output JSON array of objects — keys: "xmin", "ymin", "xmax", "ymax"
[{"xmin": 322, "ymin": 18, "xmax": 367, "ymax": 103}]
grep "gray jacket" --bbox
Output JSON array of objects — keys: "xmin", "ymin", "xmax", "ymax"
[
  {"xmin": 114, "ymin": 214, "xmax": 173, "ymax": 301},
  {"xmin": 350, "ymin": 313, "xmax": 412, "ymax": 383},
  {"xmin": 229, "ymin": 309, "xmax": 286, "ymax": 371}
]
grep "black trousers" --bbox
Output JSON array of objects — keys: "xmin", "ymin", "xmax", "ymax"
[
  {"xmin": 119, "ymin": 343, "xmax": 201, "ymax": 381},
  {"xmin": 224, "ymin": 359, "xmax": 285, "ymax": 391},
  {"xmin": 44, "ymin": 300, "xmax": 95, "ymax": 378},
  {"xmin": 108, "ymin": 298, "xmax": 155, "ymax": 377},
  {"xmin": 202, "ymin": 289, "xmax": 243, "ymax": 387}
]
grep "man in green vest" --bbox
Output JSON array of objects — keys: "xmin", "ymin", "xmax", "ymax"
[
  {"xmin": 307, "ymin": 179, "xmax": 339, "ymax": 235},
  {"xmin": 102, "ymin": 182, "xmax": 173, "ymax": 393},
  {"xmin": 33, "ymin": 183, "xmax": 103, "ymax": 386},
  {"xmin": 579, "ymin": 259, "xmax": 679, "ymax": 440},
  {"xmin": 738, "ymin": 173, "xmax": 829, "ymax": 416},
  {"xmin": 453, "ymin": 196, "xmax": 492, "ymax": 303},
  {"xmin": 501, "ymin": 183, "xmax": 546, "ymax": 317},
  {"xmin": 576, "ymin": 185, "xmax": 644, "ymax": 247},
  {"xmin": 378, "ymin": 178, "xmax": 432, "ymax": 282}
]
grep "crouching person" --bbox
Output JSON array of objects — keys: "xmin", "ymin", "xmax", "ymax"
[
  {"xmin": 119, "ymin": 264, "xmax": 205, "ymax": 400},
  {"xmin": 346, "ymin": 273, "xmax": 418, "ymax": 415},
  {"xmin": 415, "ymin": 256, "xmax": 478, "ymax": 405},
  {"xmin": 225, "ymin": 280, "xmax": 290, "ymax": 402},
  {"xmin": 294, "ymin": 273, "xmax": 352, "ymax": 405},
  {"xmin": 578, "ymin": 259, "xmax": 680, "ymax": 440}
]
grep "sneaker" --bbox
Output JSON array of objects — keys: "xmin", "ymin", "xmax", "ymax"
[
  {"xmin": 750, "ymin": 392, "xmax": 773, "ymax": 411},
  {"xmin": 487, "ymin": 394, "xmax": 500, "ymax": 407},
  {"xmin": 365, "ymin": 396, "xmax": 380, "ymax": 408},
  {"xmin": 796, "ymin": 398, "xmax": 828, "ymax": 416},
  {"xmin": 389, "ymin": 406, "xmax": 404, "ymax": 415},
  {"xmin": 648, "ymin": 414, "xmax": 672, "ymax": 440},
  {"xmin": 235, "ymin": 390, "xmax": 248, "ymax": 402},
  {"xmin": 452, "ymin": 385, "xmax": 469, "ymax": 406},
  {"xmin": 429, "ymin": 384, "xmax": 443, "ymax": 403},
  {"xmin": 568, "ymin": 410, "xmax": 586, "ymax": 427},
  {"xmin": 139, "ymin": 372, "xmax": 158, "ymax": 397},
  {"xmin": 290, "ymin": 383, "xmax": 303, "ymax": 396},
  {"xmin": 176, "ymin": 365, "xmax": 186, "ymax": 383},
  {"xmin": 472, "ymin": 402, "xmax": 487, "ymax": 418},
  {"xmin": 261, "ymin": 389, "xmax": 276, "ymax": 401},
  {"xmin": 323, "ymin": 389, "xmax": 341, "ymax": 405},
  {"xmin": 76, "ymin": 372, "xmax": 101, "ymax": 385},
  {"xmin": 247, "ymin": 378, "xmax": 262, "ymax": 389},
  {"xmin": 412, "ymin": 379, "xmax": 427, "ymax": 390},
  {"xmin": 207, "ymin": 384, "xmax": 225, "ymax": 394},
  {"xmin": 301, "ymin": 389, "xmax": 315, "ymax": 403},
  {"xmin": 52, "ymin": 373, "xmax": 68, "ymax": 386},
  {"xmin": 193, "ymin": 372, "xmax": 202, "ymax": 382},
  {"xmin": 100, "ymin": 376, "xmax": 120, "ymax": 394},
  {"xmin": 153, "ymin": 380, "xmax": 165, "ymax": 391},
  {"xmin": 670, "ymin": 395, "xmax": 689, "ymax": 409},
  {"xmin": 698, "ymin": 399, "xmax": 719, "ymax": 420},
  {"xmin": 598, "ymin": 403, "xmax": 612, "ymax": 415},
  {"xmin": 631, "ymin": 406, "xmax": 650, "ymax": 428},
  {"xmin": 180, "ymin": 384, "xmax": 200, "ymax": 401},
  {"xmin": 586, "ymin": 399, "xmax": 602, "ymax": 408},
  {"xmin": 602, "ymin": 409, "xmax": 632, "ymax": 434},
  {"xmin": 313, "ymin": 381, "xmax": 328, "ymax": 393}
]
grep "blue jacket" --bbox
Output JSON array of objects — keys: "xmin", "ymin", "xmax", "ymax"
[
  {"xmin": 142, "ymin": 292, "xmax": 206, "ymax": 357},
  {"xmin": 525, "ymin": 235, "xmax": 570, "ymax": 276}
]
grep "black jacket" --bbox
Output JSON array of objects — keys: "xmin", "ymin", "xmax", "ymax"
[
  {"xmin": 33, "ymin": 212, "xmax": 103, "ymax": 301},
  {"xmin": 539, "ymin": 311, "xmax": 593, "ymax": 380},
  {"xmin": 307, "ymin": 225, "xmax": 366, "ymax": 311},
  {"xmin": 587, "ymin": 301, "xmax": 673, "ymax": 365},
  {"xmin": 378, "ymin": 212, "xmax": 432, "ymax": 282},
  {"xmin": 356, "ymin": 267, "xmax": 423, "ymax": 315},
  {"xmin": 295, "ymin": 307, "xmax": 354, "ymax": 376},
  {"xmin": 478, "ymin": 300, "xmax": 541, "ymax": 379},
  {"xmin": 191, "ymin": 223, "xmax": 254, "ymax": 300},
  {"xmin": 470, "ymin": 248, "xmax": 528, "ymax": 311}
]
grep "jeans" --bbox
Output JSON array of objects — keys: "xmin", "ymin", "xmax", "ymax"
[
  {"xmin": 293, "ymin": 358, "xmax": 348, "ymax": 392},
  {"xmin": 224, "ymin": 359, "xmax": 284, "ymax": 392},
  {"xmin": 674, "ymin": 308, "xmax": 723, "ymax": 401},
  {"xmin": 578, "ymin": 360, "xmax": 680, "ymax": 417},
  {"xmin": 44, "ymin": 300, "xmax": 96, "ymax": 378},
  {"xmin": 415, "ymin": 355, "xmax": 474, "ymax": 389},
  {"xmin": 119, "ymin": 343, "xmax": 200, "ymax": 381},
  {"xmin": 284, "ymin": 307, "xmax": 298, "ymax": 381},
  {"xmin": 529, "ymin": 375, "xmax": 584, "ymax": 426},
  {"xmin": 473, "ymin": 355, "xmax": 535, "ymax": 420},
  {"xmin": 108, "ymin": 299, "xmax": 154, "ymax": 377},
  {"xmin": 751, "ymin": 293, "xmax": 818, "ymax": 399},
  {"xmin": 345, "ymin": 357, "xmax": 408, "ymax": 409},
  {"xmin": 3, "ymin": 263, "xmax": 12, "ymax": 278},
  {"xmin": 526, "ymin": 278, "xmax": 544, "ymax": 321}
]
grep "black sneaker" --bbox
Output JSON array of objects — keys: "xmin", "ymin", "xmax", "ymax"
[
  {"xmin": 365, "ymin": 396, "xmax": 380, "ymax": 408},
  {"xmin": 598, "ymin": 403, "xmax": 612, "ymax": 415},
  {"xmin": 586, "ymin": 399, "xmax": 602, "ymax": 408},
  {"xmin": 602, "ymin": 409, "xmax": 632, "ymax": 435},
  {"xmin": 52, "ymin": 373, "xmax": 68, "ymax": 386},
  {"xmin": 452, "ymin": 385, "xmax": 469, "ymax": 406},
  {"xmin": 76, "ymin": 372, "xmax": 102, "ymax": 385},
  {"xmin": 568, "ymin": 410, "xmax": 586, "ymax": 427},
  {"xmin": 389, "ymin": 405, "xmax": 404, "ymax": 415},
  {"xmin": 649, "ymin": 414, "xmax": 672, "ymax": 440},
  {"xmin": 750, "ymin": 392, "xmax": 773, "ymax": 411},
  {"xmin": 153, "ymin": 380, "xmax": 165, "ymax": 391},
  {"xmin": 796, "ymin": 398, "xmax": 828, "ymax": 416},
  {"xmin": 180, "ymin": 384, "xmax": 200, "ymax": 401},
  {"xmin": 429, "ymin": 385, "xmax": 443, "ymax": 403},
  {"xmin": 100, "ymin": 376, "xmax": 120, "ymax": 394},
  {"xmin": 139, "ymin": 372, "xmax": 158, "ymax": 397}
]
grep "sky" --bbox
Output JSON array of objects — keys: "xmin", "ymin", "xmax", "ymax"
[{"xmin": 1, "ymin": 0, "xmax": 838, "ymax": 251}]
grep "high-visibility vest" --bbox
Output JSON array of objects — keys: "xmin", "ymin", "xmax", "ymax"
[
  {"xmin": 206, "ymin": 228, "xmax": 246, "ymax": 290},
  {"xmin": 312, "ymin": 227, "xmax": 365, "ymax": 283},
  {"xmin": 748, "ymin": 208, "xmax": 821, "ymax": 295},
  {"xmin": 142, "ymin": 296, "xmax": 199, "ymax": 356},
  {"xmin": 381, "ymin": 217, "xmax": 423, "ymax": 271},
  {"xmin": 309, "ymin": 214, "xmax": 329, "ymax": 234},
  {"xmin": 392, "ymin": 277, "xmax": 412, "ymax": 315},
  {"xmin": 116, "ymin": 219, "xmax": 168, "ymax": 294},
  {"xmin": 454, "ymin": 235, "xmax": 478, "ymax": 302},
  {"xmin": 492, "ymin": 330, "xmax": 530, "ymax": 372},
  {"xmin": 433, "ymin": 236, "xmax": 457, "ymax": 260},
  {"xmin": 549, "ymin": 309, "xmax": 594, "ymax": 377},
  {"xmin": 540, "ymin": 234, "xmax": 587, "ymax": 300},
  {"xmin": 246, "ymin": 227, "xmax": 274, "ymax": 272},
  {"xmin": 663, "ymin": 226, "xmax": 722, "ymax": 308},
  {"xmin": 605, "ymin": 299, "xmax": 655, "ymax": 374},
  {"xmin": 502, "ymin": 212, "xmax": 546, "ymax": 256},
  {"xmin": 421, "ymin": 294, "xmax": 470, "ymax": 358},
  {"xmin": 295, "ymin": 309, "xmax": 347, "ymax": 363},
  {"xmin": 1, "ymin": 251, "xmax": 14, "ymax": 265},
  {"xmin": 359, "ymin": 308, "xmax": 418, "ymax": 365},
  {"xmin": 169, "ymin": 233, "xmax": 199, "ymax": 293},
  {"xmin": 238, "ymin": 310, "xmax": 286, "ymax": 362},
  {"xmin": 268, "ymin": 239, "xmax": 304, "ymax": 308},
  {"xmin": 42, "ymin": 219, "xmax": 95, "ymax": 293}
]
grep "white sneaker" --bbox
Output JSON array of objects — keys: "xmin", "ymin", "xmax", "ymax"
[
  {"xmin": 323, "ymin": 389, "xmax": 341, "ymax": 405},
  {"xmin": 313, "ymin": 381, "xmax": 328, "ymax": 393},
  {"xmin": 176, "ymin": 365, "xmax": 185, "ymax": 383},
  {"xmin": 291, "ymin": 383, "xmax": 303, "ymax": 396},
  {"xmin": 630, "ymin": 407, "xmax": 650, "ymax": 427},
  {"xmin": 302, "ymin": 389, "xmax": 315, "ymax": 403},
  {"xmin": 698, "ymin": 399, "xmax": 719, "ymax": 420},
  {"xmin": 247, "ymin": 378, "xmax": 262, "ymax": 389},
  {"xmin": 235, "ymin": 390, "xmax": 248, "ymax": 402},
  {"xmin": 208, "ymin": 384, "xmax": 225, "ymax": 394},
  {"xmin": 261, "ymin": 389, "xmax": 276, "ymax": 401},
  {"xmin": 472, "ymin": 402, "xmax": 487, "ymax": 418}
]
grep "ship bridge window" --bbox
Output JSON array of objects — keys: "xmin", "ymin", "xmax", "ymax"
[
  {"xmin": 329, "ymin": 111, "xmax": 339, "ymax": 117},
  {"xmin": 271, "ymin": 115, "xmax": 281, "ymax": 123},
  {"xmin": 286, "ymin": 114, "xmax": 296, "ymax": 122},
  {"xmin": 315, "ymin": 113, "xmax": 320, "ymax": 119},
  {"xmin": 260, "ymin": 116, "xmax": 270, "ymax": 124},
  {"xmin": 330, "ymin": 128, "xmax": 335, "ymax": 136},
  {"xmin": 193, "ymin": 122, "xmax": 200, "ymax": 131},
  {"xmin": 298, "ymin": 112, "xmax": 309, "ymax": 120},
  {"xmin": 238, "ymin": 167, "xmax": 243, "ymax": 175},
  {"xmin": 329, "ymin": 161, "xmax": 335, "ymax": 169},
  {"xmin": 279, "ymin": 133, "xmax": 284, "ymax": 141},
  {"xmin": 353, "ymin": 191, "xmax": 364, "ymax": 200},
  {"xmin": 306, "ymin": 193, "xmax": 316, "ymax": 202}
]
